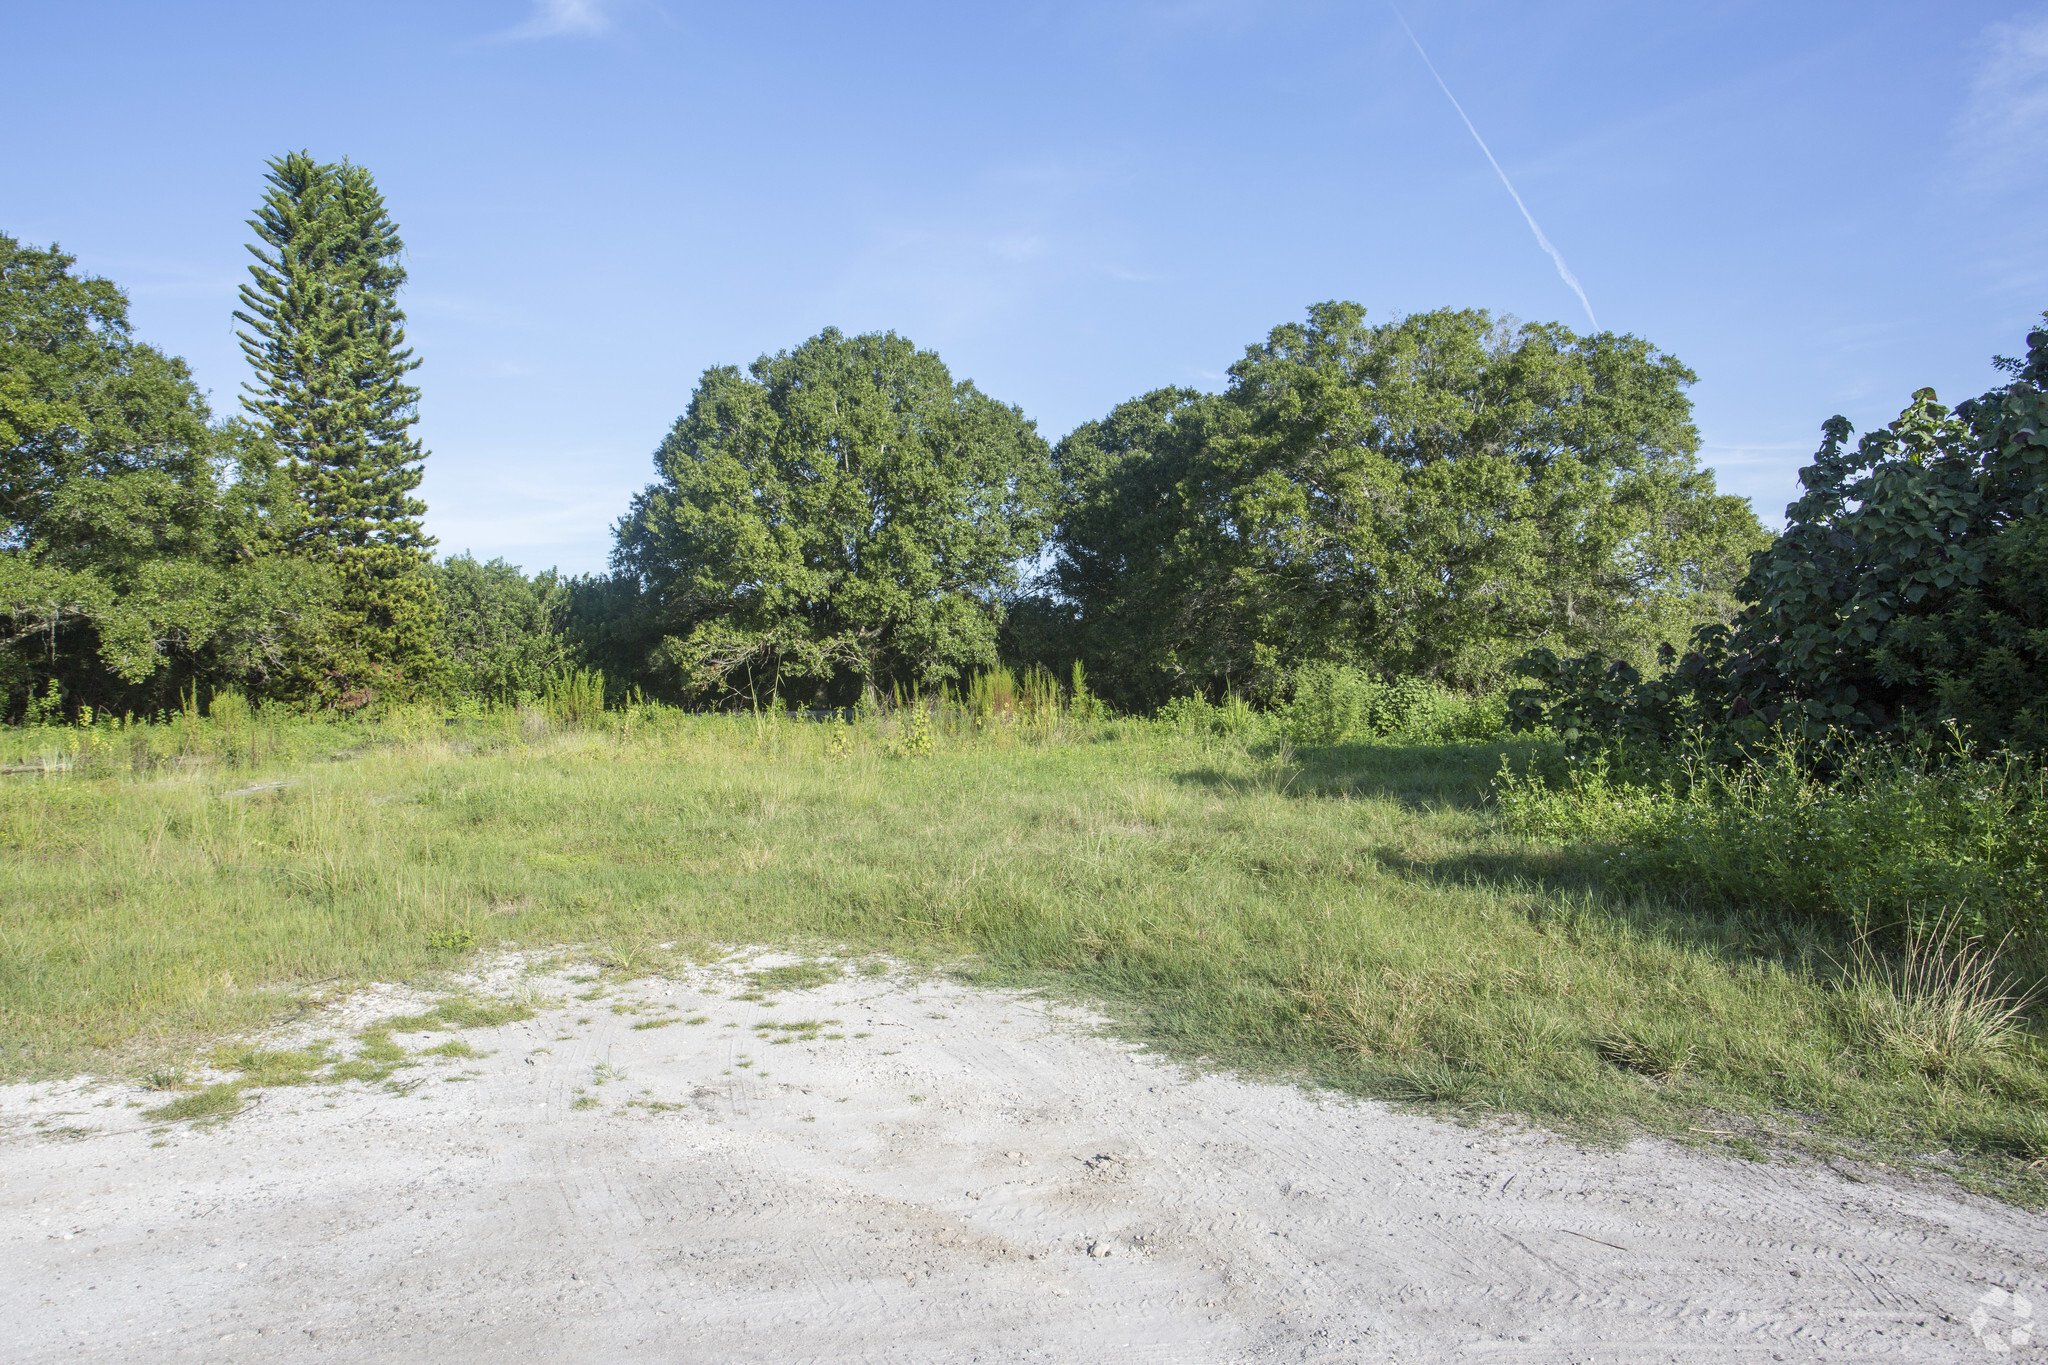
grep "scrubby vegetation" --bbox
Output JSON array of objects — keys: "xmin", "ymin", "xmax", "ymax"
[{"xmin": 1505, "ymin": 318, "xmax": 2048, "ymax": 957}]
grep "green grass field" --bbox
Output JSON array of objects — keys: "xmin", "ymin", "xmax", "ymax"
[{"xmin": 4, "ymin": 705, "xmax": 2044, "ymax": 1202}]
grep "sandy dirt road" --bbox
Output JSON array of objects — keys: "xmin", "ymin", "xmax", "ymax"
[{"xmin": 2, "ymin": 955, "xmax": 2043, "ymax": 1363}]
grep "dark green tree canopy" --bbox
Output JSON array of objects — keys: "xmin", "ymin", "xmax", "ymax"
[
  {"xmin": 615, "ymin": 327, "xmax": 1057, "ymax": 700},
  {"xmin": 236, "ymin": 151, "xmax": 430, "ymax": 556},
  {"xmin": 1048, "ymin": 303, "xmax": 1765, "ymax": 707}
]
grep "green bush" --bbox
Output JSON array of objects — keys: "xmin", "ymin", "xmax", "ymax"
[
  {"xmin": 540, "ymin": 667, "xmax": 607, "ymax": 724},
  {"xmin": 1275, "ymin": 663, "xmax": 1379, "ymax": 744},
  {"xmin": 1496, "ymin": 739, "xmax": 2048, "ymax": 946},
  {"xmin": 1150, "ymin": 667, "xmax": 1505, "ymax": 746},
  {"xmin": 430, "ymin": 555, "xmax": 573, "ymax": 701},
  {"xmin": 1276, "ymin": 665, "xmax": 1504, "ymax": 745},
  {"xmin": 1156, "ymin": 691, "xmax": 1271, "ymax": 740}
]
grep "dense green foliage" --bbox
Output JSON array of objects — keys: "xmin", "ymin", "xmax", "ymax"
[
  {"xmin": 236, "ymin": 151, "xmax": 430, "ymax": 556},
  {"xmin": 1, "ymin": 234, "xmax": 333, "ymax": 715},
  {"xmin": 2, "ymin": 154, "xmax": 458, "ymax": 719},
  {"xmin": 613, "ymin": 327, "xmax": 1057, "ymax": 703},
  {"xmin": 1040, "ymin": 304, "xmax": 1766, "ymax": 711},
  {"xmin": 555, "ymin": 571, "xmax": 666, "ymax": 701},
  {"xmin": 429, "ymin": 554, "xmax": 572, "ymax": 700},
  {"xmin": 1513, "ymin": 317, "xmax": 2048, "ymax": 756},
  {"xmin": 1154, "ymin": 663, "xmax": 1507, "ymax": 746},
  {"xmin": 1497, "ymin": 740, "xmax": 2048, "ymax": 944},
  {"xmin": 1496, "ymin": 322, "xmax": 2048, "ymax": 969}
]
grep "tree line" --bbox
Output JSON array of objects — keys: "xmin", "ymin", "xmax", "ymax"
[
  {"xmin": 23, "ymin": 150, "xmax": 2030, "ymax": 744},
  {"xmin": 1, "ymin": 153, "xmax": 570, "ymax": 717},
  {"xmin": 581, "ymin": 303, "xmax": 1769, "ymax": 715}
]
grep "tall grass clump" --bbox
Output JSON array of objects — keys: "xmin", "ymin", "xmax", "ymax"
[
  {"xmin": 960, "ymin": 663, "xmax": 1065, "ymax": 723},
  {"xmin": 962, "ymin": 665, "xmax": 1019, "ymax": 719},
  {"xmin": 541, "ymin": 667, "xmax": 607, "ymax": 725},
  {"xmin": 1066, "ymin": 660, "xmax": 1104, "ymax": 720},
  {"xmin": 1845, "ymin": 917, "xmax": 2041, "ymax": 1081}
]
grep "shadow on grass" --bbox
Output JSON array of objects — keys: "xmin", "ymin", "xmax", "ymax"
[
  {"xmin": 1373, "ymin": 836, "xmax": 1859, "ymax": 982},
  {"xmin": 1166, "ymin": 738, "xmax": 1545, "ymax": 813}
]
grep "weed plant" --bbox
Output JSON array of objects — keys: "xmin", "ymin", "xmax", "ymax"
[
  {"xmin": 1845, "ymin": 918, "xmax": 2040, "ymax": 1083},
  {"xmin": 3, "ymin": 694, "xmax": 2044, "ymax": 1200},
  {"xmin": 958, "ymin": 663, "xmax": 1063, "ymax": 722},
  {"xmin": 540, "ymin": 668, "xmax": 608, "ymax": 725}
]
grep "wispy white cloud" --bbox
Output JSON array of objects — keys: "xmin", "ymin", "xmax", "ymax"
[
  {"xmin": 1957, "ymin": 11, "xmax": 2048, "ymax": 191},
  {"xmin": 1698, "ymin": 439, "xmax": 1814, "ymax": 469},
  {"xmin": 1389, "ymin": 3, "xmax": 1596, "ymax": 330},
  {"xmin": 500, "ymin": 0, "xmax": 612, "ymax": 41},
  {"xmin": 1698, "ymin": 441, "xmax": 1816, "ymax": 527}
]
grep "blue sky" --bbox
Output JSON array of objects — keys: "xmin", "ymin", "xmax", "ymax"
[{"xmin": 6, "ymin": 1, "xmax": 2045, "ymax": 576}]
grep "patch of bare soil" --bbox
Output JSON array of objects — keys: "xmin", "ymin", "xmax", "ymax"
[{"xmin": 3, "ymin": 955, "xmax": 2042, "ymax": 1362}]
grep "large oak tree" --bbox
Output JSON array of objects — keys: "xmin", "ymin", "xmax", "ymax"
[
  {"xmin": 1048, "ymin": 303, "xmax": 1767, "ymax": 707},
  {"xmin": 615, "ymin": 328, "xmax": 1057, "ymax": 703}
]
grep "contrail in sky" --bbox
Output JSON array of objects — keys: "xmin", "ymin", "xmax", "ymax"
[{"xmin": 1389, "ymin": 4, "xmax": 1598, "ymax": 329}]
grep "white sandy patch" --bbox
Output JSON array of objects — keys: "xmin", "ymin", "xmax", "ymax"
[{"xmin": 2, "ymin": 954, "xmax": 2043, "ymax": 1363}]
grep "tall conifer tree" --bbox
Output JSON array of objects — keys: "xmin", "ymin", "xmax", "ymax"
[
  {"xmin": 236, "ymin": 152, "xmax": 431, "ymax": 552},
  {"xmin": 235, "ymin": 152, "xmax": 440, "ymax": 696}
]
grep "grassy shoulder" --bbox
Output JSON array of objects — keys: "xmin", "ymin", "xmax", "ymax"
[{"xmin": 4, "ymin": 705, "xmax": 2044, "ymax": 1202}]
